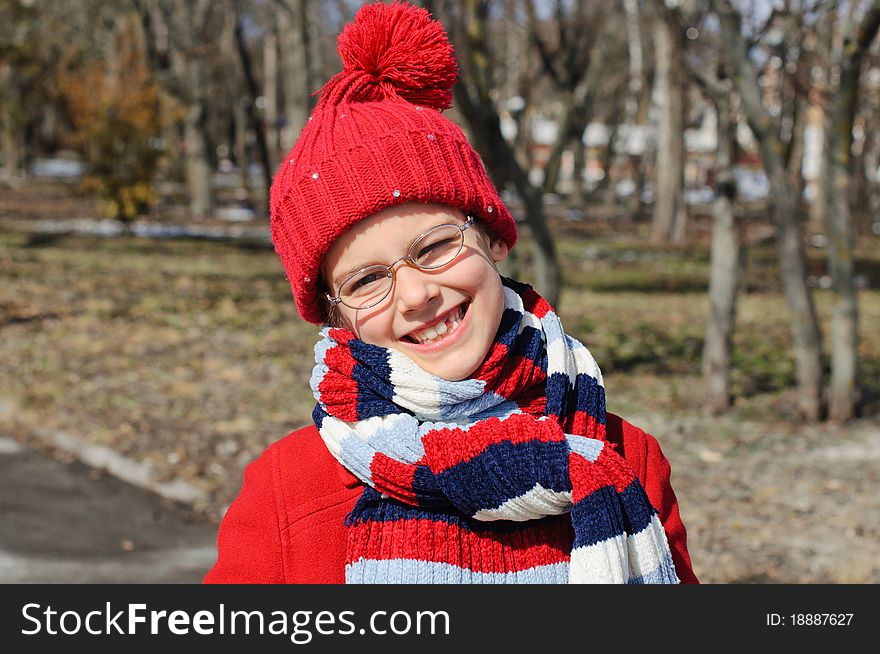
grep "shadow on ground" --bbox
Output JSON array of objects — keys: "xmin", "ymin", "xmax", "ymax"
[{"xmin": 0, "ymin": 436, "xmax": 218, "ymax": 583}]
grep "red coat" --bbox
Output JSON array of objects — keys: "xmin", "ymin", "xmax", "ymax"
[{"xmin": 203, "ymin": 414, "xmax": 699, "ymax": 584}]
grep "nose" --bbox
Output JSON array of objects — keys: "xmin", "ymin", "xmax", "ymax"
[{"xmin": 392, "ymin": 262, "xmax": 439, "ymax": 313}]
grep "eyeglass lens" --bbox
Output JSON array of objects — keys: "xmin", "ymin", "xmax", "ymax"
[{"xmin": 339, "ymin": 223, "xmax": 465, "ymax": 309}]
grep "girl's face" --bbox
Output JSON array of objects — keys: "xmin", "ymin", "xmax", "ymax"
[{"xmin": 322, "ymin": 203, "xmax": 509, "ymax": 381}]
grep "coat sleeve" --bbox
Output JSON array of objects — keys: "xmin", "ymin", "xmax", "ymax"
[
  {"xmin": 636, "ymin": 429, "xmax": 699, "ymax": 584},
  {"xmin": 202, "ymin": 446, "xmax": 286, "ymax": 584}
]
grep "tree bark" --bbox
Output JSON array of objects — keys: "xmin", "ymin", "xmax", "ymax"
[
  {"xmin": 609, "ymin": 0, "xmax": 644, "ymax": 214},
  {"xmin": 652, "ymin": 17, "xmax": 687, "ymax": 244},
  {"xmin": 703, "ymin": 96, "xmax": 741, "ymax": 414},
  {"xmin": 1, "ymin": 63, "xmax": 25, "ymax": 178},
  {"xmin": 713, "ymin": 0, "xmax": 824, "ymax": 420},
  {"xmin": 276, "ymin": 0, "xmax": 312, "ymax": 152},
  {"xmin": 183, "ymin": 59, "xmax": 213, "ymax": 220},
  {"xmin": 570, "ymin": 129, "xmax": 587, "ymax": 208},
  {"xmin": 263, "ymin": 26, "xmax": 280, "ymax": 168},
  {"xmin": 234, "ymin": 8, "xmax": 272, "ymax": 202},
  {"xmin": 864, "ymin": 129, "xmax": 880, "ymax": 228},
  {"xmin": 597, "ymin": 93, "xmax": 624, "ymax": 200},
  {"xmin": 824, "ymin": 1, "xmax": 880, "ymax": 421}
]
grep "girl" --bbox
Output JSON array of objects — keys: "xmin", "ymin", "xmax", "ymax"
[{"xmin": 204, "ymin": 2, "xmax": 697, "ymax": 584}]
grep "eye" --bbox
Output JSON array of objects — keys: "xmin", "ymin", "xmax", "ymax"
[
  {"xmin": 416, "ymin": 237, "xmax": 456, "ymax": 260},
  {"xmin": 343, "ymin": 267, "xmax": 392, "ymax": 297},
  {"xmin": 351, "ymin": 272, "xmax": 383, "ymax": 289}
]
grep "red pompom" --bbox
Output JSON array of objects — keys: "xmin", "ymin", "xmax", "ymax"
[{"xmin": 318, "ymin": 2, "xmax": 458, "ymax": 110}]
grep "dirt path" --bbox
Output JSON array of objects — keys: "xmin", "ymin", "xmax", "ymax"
[{"xmin": 0, "ymin": 435, "xmax": 217, "ymax": 583}]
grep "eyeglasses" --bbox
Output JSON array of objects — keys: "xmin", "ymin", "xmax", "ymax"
[{"xmin": 326, "ymin": 216, "xmax": 475, "ymax": 311}]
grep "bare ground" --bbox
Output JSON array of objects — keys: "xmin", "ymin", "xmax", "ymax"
[{"xmin": 629, "ymin": 408, "xmax": 880, "ymax": 583}]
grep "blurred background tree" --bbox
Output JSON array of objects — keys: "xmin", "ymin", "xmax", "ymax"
[{"xmin": 57, "ymin": 12, "xmax": 167, "ymax": 222}]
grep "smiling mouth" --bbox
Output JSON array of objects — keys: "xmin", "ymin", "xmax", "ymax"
[{"xmin": 401, "ymin": 303, "xmax": 468, "ymax": 345}]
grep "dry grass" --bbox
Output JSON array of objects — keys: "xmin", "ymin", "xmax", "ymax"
[{"xmin": 2, "ymin": 210, "xmax": 879, "ymax": 582}]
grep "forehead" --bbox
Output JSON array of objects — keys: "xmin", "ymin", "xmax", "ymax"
[{"xmin": 324, "ymin": 203, "xmax": 465, "ymax": 279}]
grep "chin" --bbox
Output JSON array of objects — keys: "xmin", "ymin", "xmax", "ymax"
[{"xmin": 418, "ymin": 347, "xmax": 486, "ymax": 381}]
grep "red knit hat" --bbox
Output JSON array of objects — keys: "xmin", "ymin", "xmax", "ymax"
[{"xmin": 269, "ymin": 2, "xmax": 518, "ymax": 324}]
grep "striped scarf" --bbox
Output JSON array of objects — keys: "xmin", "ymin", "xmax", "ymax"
[{"xmin": 310, "ymin": 277, "xmax": 678, "ymax": 584}]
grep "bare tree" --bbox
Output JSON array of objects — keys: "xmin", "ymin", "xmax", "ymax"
[
  {"xmin": 699, "ymin": 70, "xmax": 742, "ymax": 414},
  {"xmin": 262, "ymin": 18, "xmax": 280, "ymax": 167},
  {"xmin": 0, "ymin": 56, "xmax": 25, "ymax": 179},
  {"xmin": 604, "ymin": 0, "xmax": 646, "ymax": 210},
  {"xmin": 712, "ymin": 0, "xmax": 824, "ymax": 420},
  {"xmin": 0, "ymin": 0, "xmax": 44, "ymax": 179},
  {"xmin": 434, "ymin": 0, "xmax": 562, "ymax": 306},
  {"xmin": 134, "ymin": 0, "xmax": 227, "ymax": 219},
  {"xmin": 274, "ymin": 0, "xmax": 318, "ymax": 153},
  {"xmin": 233, "ymin": 0, "xmax": 272, "ymax": 201},
  {"xmin": 655, "ymin": 0, "xmax": 742, "ymax": 413},
  {"xmin": 651, "ymin": 10, "xmax": 688, "ymax": 244},
  {"xmin": 823, "ymin": 1, "xmax": 880, "ymax": 421},
  {"xmin": 527, "ymin": 0, "xmax": 610, "ymax": 202}
]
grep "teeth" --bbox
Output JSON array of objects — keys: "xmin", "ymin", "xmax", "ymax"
[{"xmin": 408, "ymin": 305, "xmax": 464, "ymax": 345}]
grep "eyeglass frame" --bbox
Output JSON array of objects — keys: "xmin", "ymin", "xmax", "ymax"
[{"xmin": 325, "ymin": 215, "xmax": 476, "ymax": 311}]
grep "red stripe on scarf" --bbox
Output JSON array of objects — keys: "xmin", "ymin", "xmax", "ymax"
[
  {"xmin": 422, "ymin": 413, "xmax": 565, "ymax": 474},
  {"xmin": 519, "ymin": 286, "xmax": 553, "ymax": 319},
  {"xmin": 369, "ymin": 452, "xmax": 419, "ymax": 503},
  {"xmin": 563, "ymin": 412, "xmax": 606, "ymax": 441},
  {"xmin": 346, "ymin": 516, "xmax": 572, "ymax": 572},
  {"xmin": 329, "ymin": 328, "xmax": 355, "ymax": 344},
  {"xmin": 319, "ymin": 345, "xmax": 360, "ymax": 421},
  {"xmin": 568, "ymin": 445, "xmax": 637, "ymax": 504},
  {"xmin": 473, "ymin": 339, "xmax": 511, "ymax": 388},
  {"xmin": 482, "ymin": 353, "xmax": 546, "ymax": 399},
  {"xmin": 515, "ymin": 383, "xmax": 547, "ymax": 414},
  {"xmin": 594, "ymin": 444, "xmax": 637, "ymax": 493}
]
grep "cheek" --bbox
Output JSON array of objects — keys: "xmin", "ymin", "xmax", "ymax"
[{"xmin": 348, "ymin": 309, "xmax": 395, "ymax": 345}]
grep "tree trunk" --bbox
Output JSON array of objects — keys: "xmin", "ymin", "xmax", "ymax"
[
  {"xmin": 610, "ymin": 0, "xmax": 644, "ymax": 216},
  {"xmin": 864, "ymin": 130, "xmax": 880, "ymax": 228},
  {"xmin": 234, "ymin": 10, "xmax": 272, "ymax": 204},
  {"xmin": 825, "ymin": 88, "xmax": 859, "ymax": 421},
  {"xmin": 808, "ymin": 110, "xmax": 829, "ymax": 232},
  {"xmin": 2, "ymin": 109, "xmax": 24, "ymax": 179},
  {"xmin": 542, "ymin": 100, "xmax": 572, "ymax": 195},
  {"xmin": 652, "ymin": 18, "xmax": 687, "ymax": 244},
  {"xmin": 570, "ymin": 131, "xmax": 587, "ymax": 209},
  {"xmin": 703, "ymin": 97, "xmax": 740, "ymax": 414},
  {"xmin": 304, "ymin": 0, "xmax": 324, "ymax": 92},
  {"xmin": 786, "ymin": 95, "xmax": 808, "ymax": 194},
  {"xmin": 183, "ymin": 60, "xmax": 213, "ymax": 220},
  {"xmin": 823, "ymin": 2, "xmax": 880, "ymax": 420},
  {"xmin": 714, "ymin": 0, "xmax": 824, "ymax": 420},
  {"xmin": 598, "ymin": 111, "xmax": 621, "ymax": 201},
  {"xmin": 1, "ymin": 64, "xmax": 24, "ymax": 178},
  {"xmin": 263, "ymin": 26, "xmax": 280, "ymax": 168},
  {"xmin": 277, "ymin": 0, "xmax": 311, "ymax": 152},
  {"xmin": 766, "ymin": 153, "xmax": 824, "ymax": 420},
  {"xmin": 233, "ymin": 100, "xmax": 248, "ymax": 191}
]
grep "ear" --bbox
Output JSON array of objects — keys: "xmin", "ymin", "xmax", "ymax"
[{"xmin": 487, "ymin": 236, "xmax": 509, "ymax": 264}]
